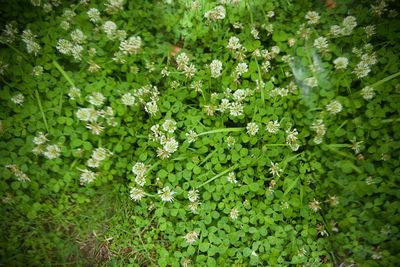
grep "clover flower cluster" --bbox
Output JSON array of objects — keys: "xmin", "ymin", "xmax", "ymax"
[
  {"xmin": 204, "ymin": 5, "xmax": 226, "ymax": 21},
  {"xmin": 330, "ymin": 16, "xmax": 357, "ymax": 37},
  {"xmin": 269, "ymin": 81, "xmax": 298, "ymax": 98},
  {"xmin": 102, "ymin": 21, "xmax": 126, "ymax": 41},
  {"xmin": 227, "ymin": 36, "xmax": 247, "ymax": 61},
  {"xmin": 21, "ymin": 29, "xmax": 41, "ymax": 56},
  {"xmin": 76, "ymin": 92, "xmax": 116, "ymax": 135},
  {"xmin": 1, "ymin": 23, "xmax": 18, "ymax": 44},
  {"xmin": 325, "ymin": 100, "xmax": 343, "ymax": 115},
  {"xmin": 184, "ymin": 231, "xmax": 199, "ymax": 244},
  {"xmin": 310, "ymin": 119, "xmax": 326, "ymax": 144},
  {"xmin": 313, "ymin": 36, "xmax": 329, "ymax": 53},
  {"xmin": 11, "ymin": 94, "xmax": 24, "ymax": 105},
  {"xmin": 87, "ymin": 147, "xmax": 113, "ymax": 168},
  {"xmin": 6, "ymin": 164, "xmax": 30, "ymax": 182},
  {"xmin": 123, "ymin": 84, "xmax": 160, "ymax": 116},
  {"xmin": 31, "ymin": 132, "xmax": 61, "ymax": 160},
  {"xmin": 352, "ymin": 43, "xmax": 378, "ymax": 79},
  {"xmin": 187, "ymin": 188, "xmax": 201, "ymax": 213},
  {"xmin": 251, "ymin": 46, "xmax": 280, "ymax": 74},
  {"xmin": 333, "ymin": 57, "xmax": 349, "ymax": 70},
  {"xmin": 79, "ymin": 169, "xmax": 98, "ymax": 185},
  {"xmin": 176, "ymin": 52, "xmax": 196, "ymax": 79},
  {"xmin": 149, "ymin": 119, "xmax": 179, "ymax": 159},
  {"xmin": 286, "ymin": 127, "xmax": 300, "ymax": 151},
  {"xmin": 104, "ymin": 0, "xmax": 124, "ymax": 14},
  {"xmin": 209, "ymin": 59, "xmax": 223, "ymax": 78},
  {"xmin": 211, "ymin": 88, "xmax": 253, "ymax": 117},
  {"xmin": 305, "ymin": 11, "xmax": 320, "ymax": 25},
  {"xmin": 56, "ymin": 29, "xmax": 87, "ymax": 61}
]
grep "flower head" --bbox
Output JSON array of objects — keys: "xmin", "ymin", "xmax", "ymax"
[{"xmin": 158, "ymin": 186, "xmax": 175, "ymax": 202}]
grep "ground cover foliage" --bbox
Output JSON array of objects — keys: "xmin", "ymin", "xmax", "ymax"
[{"xmin": 0, "ymin": 0, "xmax": 400, "ymax": 266}]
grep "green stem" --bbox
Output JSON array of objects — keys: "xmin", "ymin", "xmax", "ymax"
[
  {"xmin": 254, "ymin": 57, "xmax": 265, "ymax": 107},
  {"xmin": 196, "ymin": 164, "xmax": 238, "ymax": 189},
  {"xmin": 370, "ymin": 71, "xmax": 400, "ymax": 88},
  {"xmin": 53, "ymin": 60, "xmax": 75, "ymax": 87},
  {"xmin": 35, "ymin": 89, "xmax": 49, "ymax": 132},
  {"xmin": 198, "ymin": 127, "xmax": 244, "ymax": 136},
  {"xmin": 4, "ymin": 43, "xmax": 30, "ymax": 61}
]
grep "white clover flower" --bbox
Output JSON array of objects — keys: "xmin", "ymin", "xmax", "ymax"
[
  {"xmin": 144, "ymin": 100, "xmax": 158, "ymax": 116},
  {"xmin": 176, "ymin": 52, "xmax": 189, "ymax": 70},
  {"xmin": 226, "ymin": 136, "xmax": 236, "ymax": 148},
  {"xmin": 120, "ymin": 36, "xmax": 141, "ymax": 55},
  {"xmin": 342, "ymin": 16, "xmax": 357, "ymax": 34},
  {"xmin": 135, "ymin": 175, "xmax": 146, "ymax": 187},
  {"xmin": 70, "ymin": 29, "xmax": 86, "ymax": 44},
  {"xmin": 33, "ymin": 132, "xmax": 48, "ymax": 145},
  {"xmin": 105, "ymin": 0, "xmax": 124, "ymax": 14},
  {"xmin": 132, "ymin": 162, "xmax": 147, "ymax": 177},
  {"xmin": 80, "ymin": 169, "xmax": 97, "ymax": 185},
  {"xmin": 184, "ymin": 231, "xmax": 199, "ymax": 244},
  {"xmin": 163, "ymin": 137, "xmax": 179, "ymax": 154},
  {"xmin": 210, "ymin": 59, "xmax": 223, "ymax": 78},
  {"xmin": 87, "ymin": 92, "xmax": 106, "ymax": 106},
  {"xmin": 227, "ymin": 36, "xmax": 241, "ymax": 50},
  {"xmin": 188, "ymin": 189, "xmax": 199, "ymax": 202},
  {"xmin": 310, "ymin": 119, "xmax": 326, "ymax": 137},
  {"xmin": 121, "ymin": 93, "xmax": 135, "ymax": 106},
  {"xmin": 309, "ymin": 199, "xmax": 321, "ymax": 212},
  {"xmin": 251, "ymin": 27, "xmax": 259, "ymax": 39},
  {"xmin": 234, "ymin": 62, "xmax": 248, "ymax": 76},
  {"xmin": 103, "ymin": 21, "xmax": 117, "ymax": 37},
  {"xmin": 86, "ymin": 122, "xmax": 104, "ymax": 135},
  {"xmin": 21, "ymin": 30, "xmax": 41, "ymax": 55},
  {"xmin": 87, "ymin": 158, "xmax": 100, "ymax": 168},
  {"xmin": 217, "ymin": 98, "xmax": 230, "ymax": 112},
  {"xmin": 227, "ymin": 172, "xmax": 237, "ymax": 184},
  {"xmin": 333, "ymin": 57, "xmax": 349, "ymax": 70},
  {"xmin": 246, "ymin": 122, "xmax": 259, "ymax": 136},
  {"xmin": 364, "ymin": 25, "xmax": 376, "ymax": 38},
  {"xmin": 162, "ymin": 119, "xmax": 177, "ymax": 133},
  {"xmin": 32, "ymin": 65, "xmax": 43, "ymax": 76},
  {"xmin": 186, "ymin": 130, "xmax": 198, "ymax": 143},
  {"xmin": 232, "ymin": 89, "xmax": 248, "ymax": 102},
  {"xmin": 91, "ymin": 147, "xmax": 109, "ymax": 161},
  {"xmin": 330, "ymin": 25, "xmax": 342, "ymax": 36},
  {"xmin": 56, "ymin": 39, "xmax": 73, "ymax": 55},
  {"xmin": 70, "ymin": 44, "xmax": 84, "ymax": 61},
  {"xmin": 76, "ymin": 107, "xmax": 98, "ymax": 122},
  {"xmin": 158, "ymin": 186, "xmax": 175, "ymax": 202},
  {"xmin": 353, "ymin": 62, "xmax": 371, "ymax": 79},
  {"xmin": 11, "ymin": 94, "xmax": 24, "ymax": 105},
  {"xmin": 269, "ymin": 162, "xmax": 282, "ymax": 177},
  {"xmin": 305, "ymin": 11, "xmax": 320, "ymax": 25},
  {"xmin": 68, "ymin": 86, "xmax": 81, "ymax": 100},
  {"xmin": 229, "ymin": 102, "xmax": 243, "ymax": 117},
  {"xmin": 183, "ymin": 63, "xmax": 196, "ymax": 79},
  {"xmin": 229, "ymin": 207, "xmax": 239, "ymax": 220},
  {"xmin": 188, "ymin": 201, "xmax": 201, "ymax": 213},
  {"xmin": 361, "ymin": 86, "xmax": 375, "ymax": 100},
  {"xmin": 204, "ymin": 5, "xmax": 226, "ymax": 21},
  {"xmin": 264, "ymin": 121, "xmax": 279, "ymax": 134},
  {"xmin": 326, "ymin": 100, "xmax": 343, "ymax": 114},
  {"xmin": 6, "ymin": 164, "xmax": 30, "ymax": 182},
  {"xmin": 87, "ymin": 8, "xmax": 101, "ymax": 23},
  {"xmin": 43, "ymin": 144, "xmax": 61, "ymax": 159},
  {"xmin": 130, "ymin": 187, "xmax": 145, "ymax": 201},
  {"xmin": 303, "ymin": 77, "xmax": 318, "ymax": 88},
  {"xmin": 313, "ymin": 37, "xmax": 328, "ymax": 51}
]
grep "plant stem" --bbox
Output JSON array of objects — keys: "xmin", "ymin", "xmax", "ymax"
[
  {"xmin": 196, "ymin": 164, "xmax": 238, "ymax": 189},
  {"xmin": 198, "ymin": 127, "xmax": 244, "ymax": 136},
  {"xmin": 35, "ymin": 89, "xmax": 49, "ymax": 132}
]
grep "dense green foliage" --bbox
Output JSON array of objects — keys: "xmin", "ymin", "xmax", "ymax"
[{"xmin": 1, "ymin": 0, "xmax": 399, "ymax": 266}]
